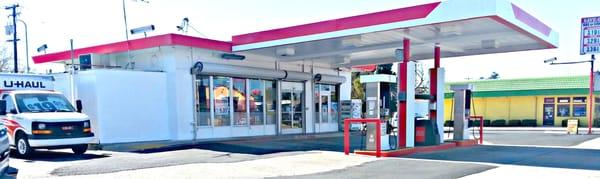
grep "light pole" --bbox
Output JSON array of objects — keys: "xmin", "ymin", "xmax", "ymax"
[
  {"xmin": 545, "ymin": 55, "xmax": 596, "ymax": 134},
  {"xmin": 122, "ymin": 0, "xmax": 149, "ymax": 41},
  {"xmin": 122, "ymin": 0, "xmax": 129, "ymax": 41},
  {"xmin": 17, "ymin": 19, "xmax": 28, "ymax": 73}
]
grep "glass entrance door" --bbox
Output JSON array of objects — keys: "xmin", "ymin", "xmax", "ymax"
[
  {"xmin": 281, "ymin": 82, "xmax": 304, "ymax": 134},
  {"xmin": 315, "ymin": 84, "xmax": 339, "ymax": 132}
]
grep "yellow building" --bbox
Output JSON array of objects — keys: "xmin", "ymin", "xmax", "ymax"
[{"xmin": 444, "ymin": 76, "xmax": 600, "ymax": 127}]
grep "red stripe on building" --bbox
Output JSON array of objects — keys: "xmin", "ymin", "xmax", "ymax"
[
  {"xmin": 232, "ymin": 2, "xmax": 441, "ymax": 45},
  {"xmin": 32, "ymin": 34, "xmax": 233, "ymax": 64}
]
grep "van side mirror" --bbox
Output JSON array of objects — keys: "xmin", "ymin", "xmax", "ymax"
[
  {"xmin": 0, "ymin": 100, "xmax": 6, "ymax": 116},
  {"xmin": 76, "ymin": 100, "xmax": 83, "ymax": 113}
]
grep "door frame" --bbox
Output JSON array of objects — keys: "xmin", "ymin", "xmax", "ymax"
[{"xmin": 280, "ymin": 81, "xmax": 305, "ymax": 134}]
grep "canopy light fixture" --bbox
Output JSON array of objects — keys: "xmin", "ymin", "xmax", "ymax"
[{"xmin": 221, "ymin": 53, "xmax": 246, "ymax": 60}]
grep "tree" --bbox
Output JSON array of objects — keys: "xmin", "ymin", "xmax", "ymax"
[
  {"xmin": 0, "ymin": 46, "xmax": 13, "ymax": 72},
  {"xmin": 351, "ymin": 72, "xmax": 365, "ymax": 100},
  {"xmin": 414, "ymin": 63, "xmax": 428, "ymax": 94}
]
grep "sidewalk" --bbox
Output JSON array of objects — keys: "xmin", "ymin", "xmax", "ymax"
[{"xmin": 98, "ymin": 132, "xmax": 345, "ymax": 152}]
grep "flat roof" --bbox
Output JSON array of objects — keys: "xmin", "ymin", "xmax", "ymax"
[
  {"xmin": 444, "ymin": 76, "xmax": 593, "ymax": 98},
  {"xmin": 32, "ymin": 34, "xmax": 232, "ymax": 64},
  {"xmin": 33, "ymin": 0, "xmax": 558, "ymax": 66},
  {"xmin": 233, "ymin": 0, "xmax": 558, "ymax": 67}
]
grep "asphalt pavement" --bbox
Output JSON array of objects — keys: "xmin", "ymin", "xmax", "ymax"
[
  {"xmin": 9, "ymin": 130, "xmax": 600, "ymax": 178},
  {"xmin": 482, "ymin": 131, "xmax": 598, "ymax": 146},
  {"xmin": 49, "ymin": 133, "xmax": 368, "ymax": 176},
  {"xmin": 275, "ymin": 158, "xmax": 495, "ymax": 179}
]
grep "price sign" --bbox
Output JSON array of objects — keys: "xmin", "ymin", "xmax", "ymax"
[{"xmin": 581, "ymin": 16, "xmax": 600, "ymax": 55}]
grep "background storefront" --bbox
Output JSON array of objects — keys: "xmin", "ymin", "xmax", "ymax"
[{"xmin": 444, "ymin": 76, "xmax": 600, "ymax": 127}]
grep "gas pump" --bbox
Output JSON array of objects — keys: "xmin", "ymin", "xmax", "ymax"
[
  {"xmin": 450, "ymin": 84, "xmax": 473, "ymax": 140},
  {"xmin": 360, "ymin": 74, "xmax": 397, "ymax": 151}
]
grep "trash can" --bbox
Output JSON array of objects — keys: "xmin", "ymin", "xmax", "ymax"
[{"xmin": 415, "ymin": 119, "xmax": 441, "ymax": 146}]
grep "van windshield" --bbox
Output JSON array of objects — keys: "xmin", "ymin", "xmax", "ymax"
[{"xmin": 15, "ymin": 93, "xmax": 76, "ymax": 113}]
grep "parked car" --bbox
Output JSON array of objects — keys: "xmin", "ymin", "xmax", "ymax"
[{"xmin": 0, "ymin": 124, "xmax": 17, "ymax": 178}]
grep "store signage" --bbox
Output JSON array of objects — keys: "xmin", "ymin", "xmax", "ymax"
[
  {"xmin": 581, "ymin": 16, "xmax": 600, "ymax": 55},
  {"xmin": 0, "ymin": 75, "xmax": 53, "ymax": 90}
]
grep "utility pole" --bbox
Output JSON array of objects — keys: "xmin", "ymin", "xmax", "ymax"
[{"xmin": 5, "ymin": 4, "xmax": 19, "ymax": 73}]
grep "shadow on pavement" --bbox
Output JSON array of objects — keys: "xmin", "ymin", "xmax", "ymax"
[
  {"xmin": 134, "ymin": 133, "xmax": 371, "ymax": 155},
  {"xmin": 10, "ymin": 149, "xmax": 109, "ymax": 162},
  {"xmin": 405, "ymin": 145, "xmax": 600, "ymax": 170}
]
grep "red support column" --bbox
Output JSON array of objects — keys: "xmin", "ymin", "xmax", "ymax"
[
  {"xmin": 434, "ymin": 45, "xmax": 441, "ymax": 68},
  {"xmin": 398, "ymin": 38, "xmax": 410, "ymax": 148},
  {"xmin": 430, "ymin": 45, "xmax": 440, "ymax": 119}
]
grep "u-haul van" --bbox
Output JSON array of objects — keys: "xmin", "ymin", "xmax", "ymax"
[{"xmin": 0, "ymin": 73, "xmax": 93, "ymax": 157}]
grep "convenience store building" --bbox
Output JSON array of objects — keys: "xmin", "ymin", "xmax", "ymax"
[{"xmin": 32, "ymin": 0, "xmax": 558, "ymax": 144}]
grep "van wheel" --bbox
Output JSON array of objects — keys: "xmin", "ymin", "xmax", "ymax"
[
  {"xmin": 15, "ymin": 134, "xmax": 33, "ymax": 157},
  {"xmin": 72, "ymin": 144, "xmax": 88, "ymax": 155}
]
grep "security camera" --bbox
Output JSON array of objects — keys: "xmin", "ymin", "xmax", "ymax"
[
  {"xmin": 130, "ymin": 25, "xmax": 155, "ymax": 35},
  {"xmin": 37, "ymin": 44, "xmax": 48, "ymax": 53},
  {"xmin": 177, "ymin": 17, "xmax": 190, "ymax": 33},
  {"xmin": 544, "ymin": 57, "xmax": 557, "ymax": 64}
]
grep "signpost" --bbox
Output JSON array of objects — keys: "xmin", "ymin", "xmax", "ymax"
[{"xmin": 581, "ymin": 16, "xmax": 600, "ymax": 134}]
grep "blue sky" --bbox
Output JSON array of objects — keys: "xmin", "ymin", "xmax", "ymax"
[{"xmin": 2, "ymin": 0, "xmax": 600, "ymax": 81}]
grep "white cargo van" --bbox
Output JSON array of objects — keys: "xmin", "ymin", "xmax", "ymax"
[{"xmin": 0, "ymin": 73, "xmax": 94, "ymax": 157}]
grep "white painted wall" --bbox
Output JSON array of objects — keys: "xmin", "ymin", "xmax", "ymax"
[{"xmin": 56, "ymin": 70, "xmax": 170, "ymax": 144}]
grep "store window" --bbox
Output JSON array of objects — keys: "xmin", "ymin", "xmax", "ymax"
[
  {"xmin": 573, "ymin": 97, "xmax": 587, "ymax": 103},
  {"xmin": 557, "ymin": 97, "xmax": 570, "ymax": 103},
  {"xmin": 573, "ymin": 104, "xmax": 587, "ymax": 117},
  {"xmin": 544, "ymin": 97, "xmax": 555, "ymax": 104},
  {"xmin": 213, "ymin": 76, "xmax": 231, "ymax": 126},
  {"xmin": 249, "ymin": 79, "xmax": 264, "ymax": 125},
  {"xmin": 265, "ymin": 80, "xmax": 277, "ymax": 125},
  {"xmin": 195, "ymin": 75, "xmax": 211, "ymax": 126},
  {"xmin": 233, "ymin": 78, "xmax": 248, "ymax": 126},
  {"xmin": 557, "ymin": 104, "xmax": 571, "ymax": 117},
  {"xmin": 330, "ymin": 85, "xmax": 339, "ymax": 123},
  {"xmin": 314, "ymin": 84, "xmax": 320, "ymax": 123}
]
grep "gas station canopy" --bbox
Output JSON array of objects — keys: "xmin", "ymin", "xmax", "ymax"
[{"xmin": 232, "ymin": 0, "xmax": 558, "ymax": 67}]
